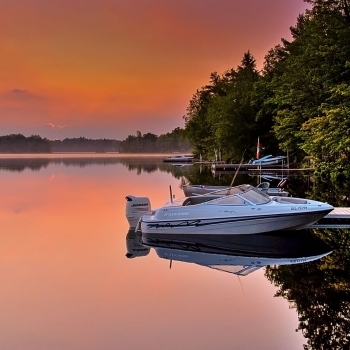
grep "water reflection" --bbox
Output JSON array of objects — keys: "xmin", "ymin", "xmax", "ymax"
[
  {"xmin": 1, "ymin": 154, "xmax": 349, "ymax": 349},
  {"xmin": 0, "ymin": 155, "xmax": 193, "ymax": 178},
  {"xmin": 266, "ymin": 228, "xmax": 350, "ymax": 349},
  {"xmin": 133, "ymin": 230, "xmax": 332, "ymax": 276},
  {"xmin": 125, "ymin": 229, "xmax": 150, "ymax": 258},
  {"xmin": 131, "ymin": 228, "xmax": 350, "ymax": 349}
]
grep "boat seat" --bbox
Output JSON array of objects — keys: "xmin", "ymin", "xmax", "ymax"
[
  {"xmin": 271, "ymin": 196, "xmax": 308, "ymax": 204},
  {"xmin": 257, "ymin": 182, "xmax": 270, "ymax": 190}
]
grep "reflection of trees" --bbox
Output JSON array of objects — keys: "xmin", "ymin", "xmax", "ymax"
[
  {"xmin": 118, "ymin": 159, "xmax": 195, "ymax": 178},
  {"xmin": 0, "ymin": 157, "xmax": 127, "ymax": 172},
  {"xmin": 3, "ymin": 156, "xmax": 350, "ymax": 350},
  {"xmin": 266, "ymin": 228, "xmax": 350, "ymax": 349},
  {"xmin": 126, "ymin": 164, "xmax": 158, "ymax": 175},
  {"xmin": 0, "ymin": 158, "xmax": 127, "ymax": 172},
  {"xmin": 181, "ymin": 168, "xmax": 350, "ymax": 349},
  {"xmin": 0, "ymin": 159, "xmax": 51, "ymax": 172},
  {"xmin": 0, "ymin": 157, "xmax": 194, "ymax": 179},
  {"xmin": 184, "ymin": 166, "xmax": 319, "ymax": 197},
  {"xmin": 184, "ymin": 166, "xmax": 248, "ymax": 187}
]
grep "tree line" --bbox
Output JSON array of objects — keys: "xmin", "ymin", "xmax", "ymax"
[
  {"xmin": 51, "ymin": 138, "xmax": 120, "ymax": 152},
  {"xmin": 119, "ymin": 127, "xmax": 191, "ymax": 153},
  {"xmin": 0, "ymin": 134, "xmax": 120, "ymax": 153},
  {"xmin": 183, "ymin": 0, "xmax": 350, "ymax": 182},
  {"xmin": 0, "ymin": 134, "xmax": 51, "ymax": 153},
  {"xmin": 0, "ymin": 127, "xmax": 191, "ymax": 153}
]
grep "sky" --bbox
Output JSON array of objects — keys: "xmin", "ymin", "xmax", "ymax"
[{"xmin": 0, "ymin": 0, "xmax": 309, "ymax": 141}]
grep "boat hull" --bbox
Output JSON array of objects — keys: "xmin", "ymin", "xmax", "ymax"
[{"xmin": 140, "ymin": 209, "xmax": 332, "ymax": 235}]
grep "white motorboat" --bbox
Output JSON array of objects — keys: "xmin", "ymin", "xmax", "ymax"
[
  {"xmin": 182, "ymin": 181, "xmax": 288, "ymax": 197},
  {"xmin": 249, "ymin": 154, "xmax": 287, "ymax": 166},
  {"xmin": 163, "ymin": 154, "xmax": 194, "ymax": 163},
  {"xmin": 141, "ymin": 231, "xmax": 332, "ymax": 276},
  {"xmin": 125, "ymin": 184, "xmax": 333, "ymax": 235}
]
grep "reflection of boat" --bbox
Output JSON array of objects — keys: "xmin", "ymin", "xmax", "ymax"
[
  {"xmin": 125, "ymin": 229, "xmax": 150, "ymax": 258},
  {"xmin": 141, "ymin": 230, "xmax": 332, "ymax": 275},
  {"xmin": 163, "ymin": 154, "xmax": 193, "ymax": 163},
  {"xmin": 170, "ymin": 163, "xmax": 194, "ymax": 167},
  {"xmin": 249, "ymin": 155, "xmax": 287, "ymax": 166},
  {"xmin": 182, "ymin": 181, "xmax": 288, "ymax": 197},
  {"xmin": 125, "ymin": 184, "xmax": 333, "ymax": 235}
]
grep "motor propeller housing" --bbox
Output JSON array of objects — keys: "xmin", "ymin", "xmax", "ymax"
[{"xmin": 125, "ymin": 195, "xmax": 151, "ymax": 228}]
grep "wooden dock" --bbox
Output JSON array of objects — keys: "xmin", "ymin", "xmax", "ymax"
[
  {"xmin": 310, "ymin": 207, "xmax": 350, "ymax": 229},
  {"xmin": 212, "ymin": 163, "xmax": 274, "ymax": 171},
  {"xmin": 211, "ymin": 163, "xmax": 313, "ymax": 173}
]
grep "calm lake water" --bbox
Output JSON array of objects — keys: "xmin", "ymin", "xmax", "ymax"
[{"xmin": 0, "ymin": 154, "xmax": 348, "ymax": 350}]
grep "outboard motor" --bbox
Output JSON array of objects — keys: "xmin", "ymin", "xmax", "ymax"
[{"xmin": 125, "ymin": 195, "xmax": 151, "ymax": 228}]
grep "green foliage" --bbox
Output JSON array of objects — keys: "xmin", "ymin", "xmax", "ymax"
[
  {"xmin": 119, "ymin": 128, "xmax": 191, "ymax": 153},
  {"xmin": 183, "ymin": 72, "xmax": 227, "ymax": 158},
  {"xmin": 254, "ymin": 1, "xmax": 350, "ymax": 166},
  {"xmin": 0, "ymin": 134, "xmax": 51, "ymax": 153},
  {"xmin": 301, "ymin": 84, "xmax": 350, "ymax": 162},
  {"xmin": 313, "ymin": 159, "xmax": 350, "ymax": 186},
  {"xmin": 184, "ymin": 52, "xmax": 277, "ymax": 162},
  {"xmin": 183, "ymin": 0, "xmax": 350, "ymax": 168},
  {"xmin": 305, "ymin": 0, "xmax": 350, "ymax": 23}
]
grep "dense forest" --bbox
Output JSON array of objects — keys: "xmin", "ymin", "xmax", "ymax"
[
  {"xmin": 51, "ymin": 138, "xmax": 120, "ymax": 152},
  {"xmin": 0, "ymin": 134, "xmax": 120, "ymax": 153},
  {"xmin": 119, "ymin": 127, "xmax": 191, "ymax": 153},
  {"xmin": 183, "ymin": 0, "xmax": 350, "ymax": 182},
  {"xmin": 0, "ymin": 127, "xmax": 191, "ymax": 153},
  {"xmin": 0, "ymin": 134, "xmax": 51, "ymax": 153}
]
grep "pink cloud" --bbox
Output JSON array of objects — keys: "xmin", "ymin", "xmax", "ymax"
[{"xmin": 44, "ymin": 123, "xmax": 67, "ymax": 129}]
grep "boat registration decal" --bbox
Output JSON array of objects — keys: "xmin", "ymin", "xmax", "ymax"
[
  {"xmin": 163, "ymin": 252, "xmax": 189, "ymax": 258},
  {"xmin": 291, "ymin": 207, "xmax": 308, "ymax": 210},
  {"xmin": 164, "ymin": 212, "xmax": 189, "ymax": 216},
  {"xmin": 289, "ymin": 258, "xmax": 307, "ymax": 263}
]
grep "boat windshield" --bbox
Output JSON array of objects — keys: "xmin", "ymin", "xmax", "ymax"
[
  {"xmin": 208, "ymin": 184, "xmax": 251, "ymax": 196},
  {"xmin": 239, "ymin": 189, "xmax": 271, "ymax": 204},
  {"xmin": 209, "ymin": 195, "xmax": 246, "ymax": 205}
]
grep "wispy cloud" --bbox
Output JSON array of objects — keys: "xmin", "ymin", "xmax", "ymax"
[
  {"xmin": 44, "ymin": 123, "xmax": 68, "ymax": 129},
  {"xmin": 12, "ymin": 88, "xmax": 28, "ymax": 94},
  {"xmin": 1, "ymin": 88, "xmax": 45, "ymax": 101}
]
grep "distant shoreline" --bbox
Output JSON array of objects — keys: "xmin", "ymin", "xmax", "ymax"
[{"xmin": 0, "ymin": 152, "xmax": 185, "ymax": 159}]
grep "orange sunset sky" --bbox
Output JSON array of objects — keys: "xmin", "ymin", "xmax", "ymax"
[{"xmin": 0, "ymin": 0, "xmax": 309, "ymax": 140}]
